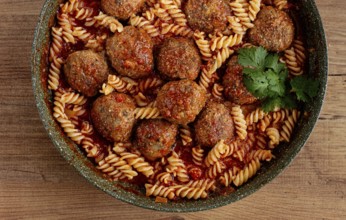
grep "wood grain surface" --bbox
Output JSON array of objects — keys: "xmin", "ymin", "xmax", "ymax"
[{"xmin": 0, "ymin": 0, "xmax": 345, "ymax": 219}]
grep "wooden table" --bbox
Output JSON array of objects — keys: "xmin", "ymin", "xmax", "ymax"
[{"xmin": 0, "ymin": 0, "xmax": 345, "ymax": 219}]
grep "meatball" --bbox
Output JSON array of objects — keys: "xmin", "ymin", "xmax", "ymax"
[
  {"xmin": 135, "ymin": 119, "xmax": 178, "ymax": 161},
  {"xmin": 157, "ymin": 79, "xmax": 207, "ymax": 125},
  {"xmin": 222, "ymin": 56, "xmax": 257, "ymax": 105},
  {"xmin": 106, "ymin": 26, "xmax": 154, "ymax": 79},
  {"xmin": 157, "ymin": 38, "xmax": 201, "ymax": 80},
  {"xmin": 248, "ymin": 6, "xmax": 294, "ymax": 52},
  {"xmin": 91, "ymin": 92, "xmax": 136, "ymax": 142},
  {"xmin": 184, "ymin": 0, "xmax": 231, "ymax": 34},
  {"xmin": 101, "ymin": 0, "xmax": 145, "ymax": 20},
  {"xmin": 194, "ymin": 102, "xmax": 235, "ymax": 147},
  {"xmin": 63, "ymin": 50, "xmax": 108, "ymax": 97}
]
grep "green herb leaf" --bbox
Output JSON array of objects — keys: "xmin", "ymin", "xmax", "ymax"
[
  {"xmin": 290, "ymin": 76, "xmax": 319, "ymax": 102},
  {"xmin": 238, "ymin": 46, "xmax": 267, "ymax": 71}
]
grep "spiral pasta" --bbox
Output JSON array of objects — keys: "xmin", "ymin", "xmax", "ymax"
[
  {"xmin": 120, "ymin": 152, "xmax": 154, "ymax": 177},
  {"xmin": 180, "ymin": 126, "xmax": 193, "ymax": 146},
  {"xmin": 145, "ymin": 183, "xmax": 176, "ymax": 199},
  {"xmin": 205, "ymin": 140, "xmax": 228, "ymax": 167},
  {"xmin": 191, "ymin": 146, "xmax": 204, "ymax": 166},
  {"xmin": 220, "ymin": 166, "xmax": 241, "ymax": 187},
  {"xmin": 280, "ymin": 109, "xmax": 300, "ymax": 142},
  {"xmin": 210, "ymin": 33, "xmax": 243, "ymax": 51},
  {"xmin": 208, "ymin": 47, "xmax": 235, "ymax": 75},
  {"xmin": 85, "ymin": 12, "xmax": 123, "ymax": 33},
  {"xmin": 174, "ymin": 185, "xmax": 208, "ymax": 200},
  {"xmin": 231, "ymin": 105, "xmax": 248, "ymax": 140},
  {"xmin": 161, "ymin": 23, "xmax": 194, "ymax": 37},
  {"xmin": 248, "ymin": 0, "xmax": 261, "ymax": 21},
  {"xmin": 137, "ymin": 77, "xmax": 163, "ymax": 93},
  {"xmin": 193, "ymin": 31, "xmax": 213, "ymax": 61},
  {"xmin": 159, "ymin": 0, "xmax": 187, "ymax": 26},
  {"xmin": 166, "ymin": 152, "xmax": 189, "ymax": 182},
  {"xmin": 266, "ymin": 127, "xmax": 280, "ymax": 148},
  {"xmin": 48, "ymin": 27, "xmax": 64, "ymax": 90},
  {"xmin": 134, "ymin": 107, "xmax": 161, "ymax": 119},
  {"xmin": 233, "ymin": 158, "xmax": 261, "ymax": 187},
  {"xmin": 206, "ymin": 161, "xmax": 226, "ymax": 179},
  {"xmin": 246, "ymin": 108, "xmax": 266, "ymax": 126},
  {"xmin": 129, "ymin": 14, "xmax": 160, "ymax": 37},
  {"xmin": 273, "ymin": 0, "xmax": 288, "ymax": 10}
]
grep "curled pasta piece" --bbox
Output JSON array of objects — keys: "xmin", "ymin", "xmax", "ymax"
[
  {"xmin": 85, "ymin": 12, "xmax": 123, "ymax": 33},
  {"xmin": 256, "ymin": 132, "xmax": 268, "ymax": 149},
  {"xmin": 257, "ymin": 114, "xmax": 272, "ymax": 132},
  {"xmin": 80, "ymin": 121, "xmax": 93, "ymax": 135},
  {"xmin": 193, "ymin": 31, "xmax": 212, "ymax": 61},
  {"xmin": 57, "ymin": 13, "xmax": 76, "ymax": 44},
  {"xmin": 229, "ymin": 1, "xmax": 254, "ymax": 29},
  {"xmin": 227, "ymin": 16, "xmax": 246, "ymax": 35},
  {"xmin": 250, "ymin": 149, "xmax": 273, "ymax": 162},
  {"xmin": 48, "ymin": 27, "xmax": 64, "ymax": 90},
  {"xmin": 159, "ymin": 0, "xmax": 187, "ymax": 26},
  {"xmin": 198, "ymin": 68, "xmax": 213, "ymax": 91},
  {"xmin": 192, "ymin": 146, "xmax": 204, "ymax": 166},
  {"xmin": 231, "ymin": 105, "xmax": 248, "ymax": 140},
  {"xmin": 272, "ymin": 108, "xmax": 290, "ymax": 124},
  {"xmin": 134, "ymin": 92, "xmax": 150, "ymax": 107},
  {"xmin": 211, "ymin": 83, "xmax": 224, "ymax": 99},
  {"xmin": 161, "ymin": 23, "xmax": 193, "ymax": 37},
  {"xmin": 72, "ymin": 26, "xmax": 93, "ymax": 42},
  {"xmin": 138, "ymin": 77, "xmax": 163, "ymax": 93},
  {"xmin": 55, "ymin": 117, "xmax": 85, "ymax": 144},
  {"xmin": 81, "ymin": 137, "xmax": 104, "ymax": 162},
  {"xmin": 120, "ymin": 152, "xmax": 154, "ymax": 177},
  {"xmin": 273, "ymin": 0, "xmax": 288, "ymax": 10},
  {"xmin": 75, "ymin": 7, "xmax": 94, "ymax": 20},
  {"xmin": 129, "ymin": 14, "xmax": 160, "ymax": 37},
  {"xmin": 186, "ymin": 179, "xmax": 216, "ymax": 191},
  {"xmin": 60, "ymin": 91, "xmax": 87, "ymax": 105},
  {"xmin": 233, "ymin": 158, "xmax": 261, "ymax": 187},
  {"xmin": 210, "ymin": 33, "xmax": 243, "ymax": 51},
  {"xmin": 145, "ymin": 183, "xmax": 176, "ymax": 199},
  {"xmin": 208, "ymin": 47, "xmax": 235, "ymax": 75},
  {"xmin": 61, "ymin": 0, "xmax": 84, "ymax": 14},
  {"xmin": 154, "ymin": 3, "xmax": 173, "ymax": 23},
  {"xmin": 223, "ymin": 138, "xmax": 240, "ymax": 157},
  {"xmin": 100, "ymin": 74, "xmax": 137, "ymax": 95},
  {"xmin": 174, "ymin": 185, "xmax": 207, "ymax": 200},
  {"xmin": 97, "ymin": 150, "xmax": 138, "ymax": 180},
  {"xmin": 280, "ymin": 109, "xmax": 300, "ymax": 142},
  {"xmin": 134, "ymin": 107, "xmax": 161, "ymax": 119},
  {"xmin": 205, "ymin": 139, "xmax": 228, "ymax": 167},
  {"xmin": 180, "ymin": 125, "xmax": 193, "ymax": 146},
  {"xmin": 266, "ymin": 127, "xmax": 280, "ymax": 148},
  {"xmin": 281, "ymin": 47, "xmax": 303, "ymax": 76},
  {"xmin": 293, "ymin": 39, "xmax": 306, "ymax": 66},
  {"xmin": 206, "ymin": 161, "xmax": 226, "ymax": 179},
  {"xmin": 156, "ymin": 171, "xmax": 174, "ymax": 184},
  {"xmin": 246, "ymin": 108, "xmax": 266, "ymax": 126},
  {"xmin": 248, "ymin": 0, "xmax": 261, "ymax": 21},
  {"xmin": 220, "ymin": 166, "xmax": 240, "ymax": 187},
  {"xmin": 85, "ymin": 33, "xmax": 107, "ymax": 52},
  {"xmin": 166, "ymin": 152, "xmax": 189, "ymax": 182}
]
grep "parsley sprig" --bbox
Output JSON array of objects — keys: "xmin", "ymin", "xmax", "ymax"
[{"xmin": 238, "ymin": 47, "xmax": 318, "ymax": 112}]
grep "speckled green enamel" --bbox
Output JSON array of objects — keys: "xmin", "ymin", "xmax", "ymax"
[{"xmin": 31, "ymin": 0, "xmax": 328, "ymax": 212}]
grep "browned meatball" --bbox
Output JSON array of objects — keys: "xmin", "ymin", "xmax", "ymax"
[
  {"xmin": 157, "ymin": 37, "xmax": 201, "ymax": 80},
  {"xmin": 248, "ymin": 6, "xmax": 295, "ymax": 52},
  {"xmin": 222, "ymin": 56, "xmax": 257, "ymax": 105},
  {"xmin": 106, "ymin": 26, "xmax": 154, "ymax": 79},
  {"xmin": 63, "ymin": 50, "xmax": 108, "ymax": 97},
  {"xmin": 91, "ymin": 92, "xmax": 136, "ymax": 142},
  {"xmin": 194, "ymin": 102, "xmax": 235, "ymax": 147},
  {"xmin": 101, "ymin": 0, "xmax": 145, "ymax": 20},
  {"xmin": 184, "ymin": 0, "xmax": 231, "ymax": 34},
  {"xmin": 135, "ymin": 119, "xmax": 178, "ymax": 161},
  {"xmin": 157, "ymin": 79, "xmax": 207, "ymax": 125}
]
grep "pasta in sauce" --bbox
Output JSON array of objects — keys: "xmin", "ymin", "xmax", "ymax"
[{"xmin": 47, "ymin": 0, "xmax": 306, "ymax": 201}]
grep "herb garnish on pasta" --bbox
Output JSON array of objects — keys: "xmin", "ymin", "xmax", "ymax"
[{"xmin": 238, "ymin": 47, "xmax": 318, "ymax": 112}]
